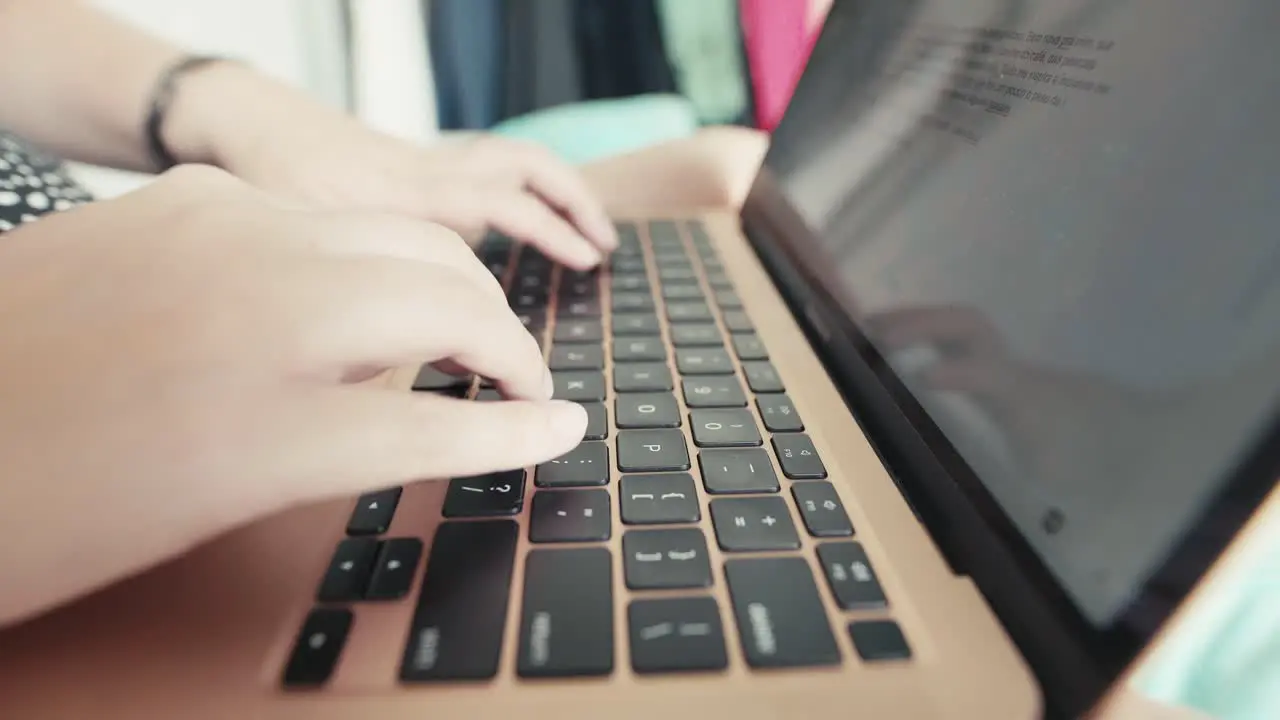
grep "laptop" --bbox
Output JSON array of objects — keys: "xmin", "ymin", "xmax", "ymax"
[{"xmin": 2, "ymin": 0, "xmax": 1277, "ymax": 717}]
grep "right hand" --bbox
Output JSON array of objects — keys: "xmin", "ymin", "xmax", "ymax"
[{"xmin": 0, "ymin": 165, "xmax": 587, "ymax": 627}]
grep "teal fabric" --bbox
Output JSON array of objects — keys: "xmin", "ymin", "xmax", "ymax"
[
  {"xmin": 490, "ymin": 94, "xmax": 699, "ymax": 164},
  {"xmin": 655, "ymin": 0, "xmax": 750, "ymax": 125},
  {"xmin": 1135, "ymin": 513, "xmax": 1280, "ymax": 719}
]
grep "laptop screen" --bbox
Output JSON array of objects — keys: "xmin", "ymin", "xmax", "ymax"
[{"xmin": 749, "ymin": 0, "xmax": 1279, "ymax": 636}]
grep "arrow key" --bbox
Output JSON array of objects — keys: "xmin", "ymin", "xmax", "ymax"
[
  {"xmin": 346, "ymin": 487, "xmax": 403, "ymax": 536},
  {"xmin": 366, "ymin": 538, "xmax": 424, "ymax": 600},
  {"xmin": 317, "ymin": 537, "xmax": 380, "ymax": 602}
]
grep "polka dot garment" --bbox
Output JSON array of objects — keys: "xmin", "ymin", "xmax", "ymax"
[{"xmin": 0, "ymin": 130, "xmax": 94, "ymax": 234}]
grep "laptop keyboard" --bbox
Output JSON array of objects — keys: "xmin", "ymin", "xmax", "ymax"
[{"xmin": 281, "ymin": 219, "xmax": 912, "ymax": 688}]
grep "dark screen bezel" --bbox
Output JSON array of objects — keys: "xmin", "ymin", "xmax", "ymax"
[{"xmin": 736, "ymin": 2, "xmax": 1280, "ymax": 717}]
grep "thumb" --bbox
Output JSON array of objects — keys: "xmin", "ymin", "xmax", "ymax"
[{"xmin": 266, "ymin": 388, "xmax": 588, "ymax": 503}]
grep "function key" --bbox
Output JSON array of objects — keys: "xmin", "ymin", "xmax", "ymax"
[
  {"xmin": 529, "ymin": 489, "xmax": 612, "ymax": 543},
  {"xmin": 732, "ymin": 334, "xmax": 768, "ymax": 361},
  {"xmin": 742, "ymin": 361, "xmax": 785, "ymax": 392},
  {"xmin": 552, "ymin": 371, "xmax": 606, "ymax": 402},
  {"xmin": 517, "ymin": 548, "xmax": 614, "ymax": 677},
  {"xmin": 549, "ymin": 343, "xmax": 605, "ymax": 371},
  {"xmin": 772, "ymin": 434, "xmax": 828, "ymax": 479},
  {"xmin": 791, "ymin": 482, "xmax": 853, "ymax": 537},
  {"xmin": 400, "ymin": 520, "xmax": 518, "ymax": 681},
  {"xmin": 618, "ymin": 429, "xmax": 691, "ymax": 472},
  {"xmin": 317, "ymin": 538, "xmax": 380, "ymax": 602},
  {"xmin": 816, "ymin": 542, "xmax": 887, "ymax": 610},
  {"xmin": 366, "ymin": 538, "xmax": 424, "ymax": 601},
  {"xmin": 662, "ymin": 283, "xmax": 704, "ymax": 301},
  {"xmin": 715, "ymin": 290, "xmax": 743, "ymax": 309},
  {"xmin": 554, "ymin": 320, "xmax": 603, "ymax": 343},
  {"xmin": 611, "ymin": 275, "xmax": 650, "ymax": 293},
  {"xmin": 613, "ymin": 292, "xmax": 656, "ymax": 313},
  {"xmin": 614, "ymin": 362, "xmax": 673, "ymax": 392},
  {"xmin": 536, "ymin": 442, "xmax": 610, "ymax": 487},
  {"xmin": 628, "ymin": 597, "xmax": 728, "ymax": 674},
  {"xmin": 676, "ymin": 348, "xmax": 735, "ymax": 375},
  {"xmin": 442, "ymin": 470, "xmax": 526, "ymax": 518},
  {"xmin": 612, "ymin": 313, "xmax": 661, "ymax": 336},
  {"xmin": 699, "ymin": 448, "xmax": 780, "ymax": 495},
  {"xmin": 848, "ymin": 621, "xmax": 912, "ymax": 662},
  {"xmin": 346, "ymin": 487, "xmax": 402, "ymax": 536},
  {"xmin": 613, "ymin": 336, "xmax": 667, "ymax": 363},
  {"xmin": 722, "ymin": 309, "xmax": 754, "ymax": 332},
  {"xmin": 583, "ymin": 402, "xmax": 608, "ymax": 440},
  {"xmin": 670, "ymin": 323, "xmax": 723, "ymax": 347},
  {"xmin": 690, "ymin": 409, "xmax": 762, "ymax": 448},
  {"xmin": 282, "ymin": 608, "xmax": 353, "ymax": 688},
  {"xmin": 620, "ymin": 473, "xmax": 701, "ymax": 525},
  {"xmin": 709, "ymin": 497, "xmax": 801, "ymax": 552},
  {"xmin": 757, "ymin": 394, "xmax": 803, "ymax": 432},
  {"xmin": 623, "ymin": 528, "xmax": 713, "ymax": 590},
  {"xmin": 682, "ymin": 376, "xmax": 747, "ymax": 408},
  {"xmin": 724, "ymin": 557, "xmax": 841, "ymax": 668},
  {"xmin": 616, "ymin": 392, "xmax": 681, "ymax": 429},
  {"xmin": 667, "ymin": 302, "xmax": 714, "ymax": 323}
]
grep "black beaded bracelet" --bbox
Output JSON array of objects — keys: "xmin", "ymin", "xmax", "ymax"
[{"xmin": 144, "ymin": 55, "xmax": 229, "ymax": 172}]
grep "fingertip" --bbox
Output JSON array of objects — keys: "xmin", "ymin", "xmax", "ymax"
[{"xmin": 547, "ymin": 400, "xmax": 588, "ymax": 441}]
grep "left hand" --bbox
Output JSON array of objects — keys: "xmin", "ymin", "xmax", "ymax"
[{"xmin": 167, "ymin": 63, "xmax": 618, "ymax": 269}]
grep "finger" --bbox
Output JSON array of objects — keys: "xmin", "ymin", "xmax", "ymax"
[
  {"xmin": 509, "ymin": 143, "xmax": 617, "ymax": 252},
  {"xmin": 479, "ymin": 190, "xmax": 603, "ymax": 270},
  {"xmin": 268, "ymin": 389, "xmax": 588, "ymax": 501},
  {"xmin": 264, "ymin": 255, "xmax": 549, "ymax": 400}
]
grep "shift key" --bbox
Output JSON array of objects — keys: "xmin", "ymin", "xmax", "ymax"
[{"xmin": 517, "ymin": 548, "xmax": 614, "ymax": 677}]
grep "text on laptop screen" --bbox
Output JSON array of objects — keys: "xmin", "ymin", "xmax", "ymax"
[{"xmin": 761, "ymin": 0, "xmax": 1280, "ymax": 623}]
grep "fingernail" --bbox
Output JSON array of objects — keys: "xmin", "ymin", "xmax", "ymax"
[{"xmin": 549, "ymin": 400, "xmax": 588, "ymax": 437}]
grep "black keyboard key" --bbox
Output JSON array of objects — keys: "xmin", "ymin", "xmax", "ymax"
[
  {"xmin": 710, "ymin": 497, "xmax": 800, "ymax": 552},
  {"xmin": 510, "ymin": 289, "xmax": 549, "ymax": 312},
  {"xmin": 623, "ymin": 528, "xmax": 712, "ymax": 590},
  {"xmin": 346, "ymin": 487, "xmax": 402, "ymax": 536},
  {"xmin": 757, "ymin": 394, "xmax": 803, "ymax": 432},
  {"xmin": 670, "ymin": 323, "xmax": 723, "ymax": 347},
  {"xmin": 283, "ymin": 608, "xmax": 352, "ymax": 688},
  {"xmin": 516, "ymin": 309, "xmax": 546, "ymax": 333},
  {"xmin": 366, "ymin": 538, "xmax": 423, "ymax": 600},
  {"xmin": 614, "ymin": 362, "xmax": 673, "ymax": 392},
  {"xmin": 611, "ymin": 256, "xmax": 648, "ymax": 274},
  {"xmin": 552, "ymin": 371, "xmax": 606, "ymax": 402},
  {"xmin": 412, "ymin": 365, "xmax": 471, "ymax": 393},
  {"xmin": 690, "ymin": 409, "xmax": 762, "ymax": 447},
  {"xmin": 732, "ymin": 334, "xmax": 768, "ymax": 360},
  {"xmin": 618, "ymin": 429, "xmax": 691, "ymax": 472},
  {"xmin": 549, "ymin": 343, "xmax": 604, "ymax": 371},
  {"xmin": 557, "ymin": 297, "xmax": 601, "ymax": 319},
  {"xmin": 317, "ymin": 538, "xmax": 380, "ymax": 602},
  {"xmin": 686, "ymin": 220, "xmax": 712, "ymax": 245},
  {"xmin": 816, "ymin": 542, "xmax": 887, "ymax": 609},
  {"xmin": 662, "ymin": 284, "xmax": 704, "ymax": 301},
  {"xmin": 649, "ymin": 220, "xmax": 681, "ymax": 244},
  {"xmin": 724, "ymin": 557, "xmax": 840, "ymax": 668},
  {"xmin": 554, "ymin": 320, "xmax": 603, "ymax": 343},
  {"xmin": 616, "ymin": 392, "xmax": 681, "ymax": 429},
  {"xmin": 699, "ymin": 448, "xmax": 780, "ymax": 494},
  {"xmin": 667, "ymin": 302, "xmax": 713, "ymax": 323},
  {"xmin": 613, "ymin": 292, "xmax": 656, "ymax": 313},
  {"xmin": 442, "ymin": 469, "xmax": 526, "ymax": 518},
  {"xmin": 715, "ymin": 290, "xmax": 743, "ymax": 309},
  {"xmin": 583, "ymin": 402, "xmax": 608, "ymax": 440},
  {"xmin": 654, "ymin": 253, "xmax": 690, "ymax": 269},
  {"xmin": 791, "ymin": 482, "xmax": 853, "ymax": 537},
  {"xmin": 616, "ymin": 220, "xmax": 641, "ymax": 245},
  {"xmin": 682, "ymin": 377, "xmax": 747, "ymax": 408},
  {"xmin": 611, "ymin": 275, "xmax": 650, "ymax": 293},
  {"xmin": 742, "ymin": 361, "xmax": 785, "ymax": 392},
  {"xmin": 560, "ymin": 277, "xmax": 599, "ymax": 301},
  {"xmin": 707, "ymin": 272, "xmax": 735, "ymax": 290},
  {"xmin": 613, "ymin": 336, "xmax": 667, "ymax": 363},
  {"xmin": 628, "ymin": 598, "xmax": 728, "ymax": 674},
  {"xmin": 612, "ymin": 313, "xmax": 661, "ymax": 336},
  {"xmin": 722, "ymin": 309, "xmax": 754, "ymax": 332},
  {"xmin": 536, "ymin": 442, "xmax": 610, "ymax": 487},
  {"xmin": 676, "ymin": 348, "xmax": 735, "ymax": 375},
  {"xmin": 848, "ymin": 621, "xmax": 912, "ymax": 661},
  {"xmin": 474, "ymin": 388, "xmax": 503, "ymax": 402},
  {"xmin": 658, "ymin": 266, "xmax": 699, "ymax": 284},
  {"xmin": 529, "ymin": 489, "xmax": 612, "ymax": 543},
  {"xmin": 772, "ymin": 434, "xmax": 827, "ymax": 479},
  {"xmin": 620, "ymin": 473, "xmax": 700, "ymax": 525},
  {"xmin": 517, "ymin": 548, "xmax": 614, "ymax": 677},
  {"xmin": 400, "ymin": 520, "xmax": 518, "ymax": 681}
]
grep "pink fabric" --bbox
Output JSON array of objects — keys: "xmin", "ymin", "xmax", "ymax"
[{"xmin": 739, "ymin": 0, "xmax": 826, "ymax": 132}]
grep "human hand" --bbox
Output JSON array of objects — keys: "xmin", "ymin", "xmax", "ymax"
[
  {"xmin": 0, "ymin": 165, "xmax": 587, "ymax": 627},
  {"xmin": 166, "ymin": 64, "xmax": 616, "ymax": 269}
]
